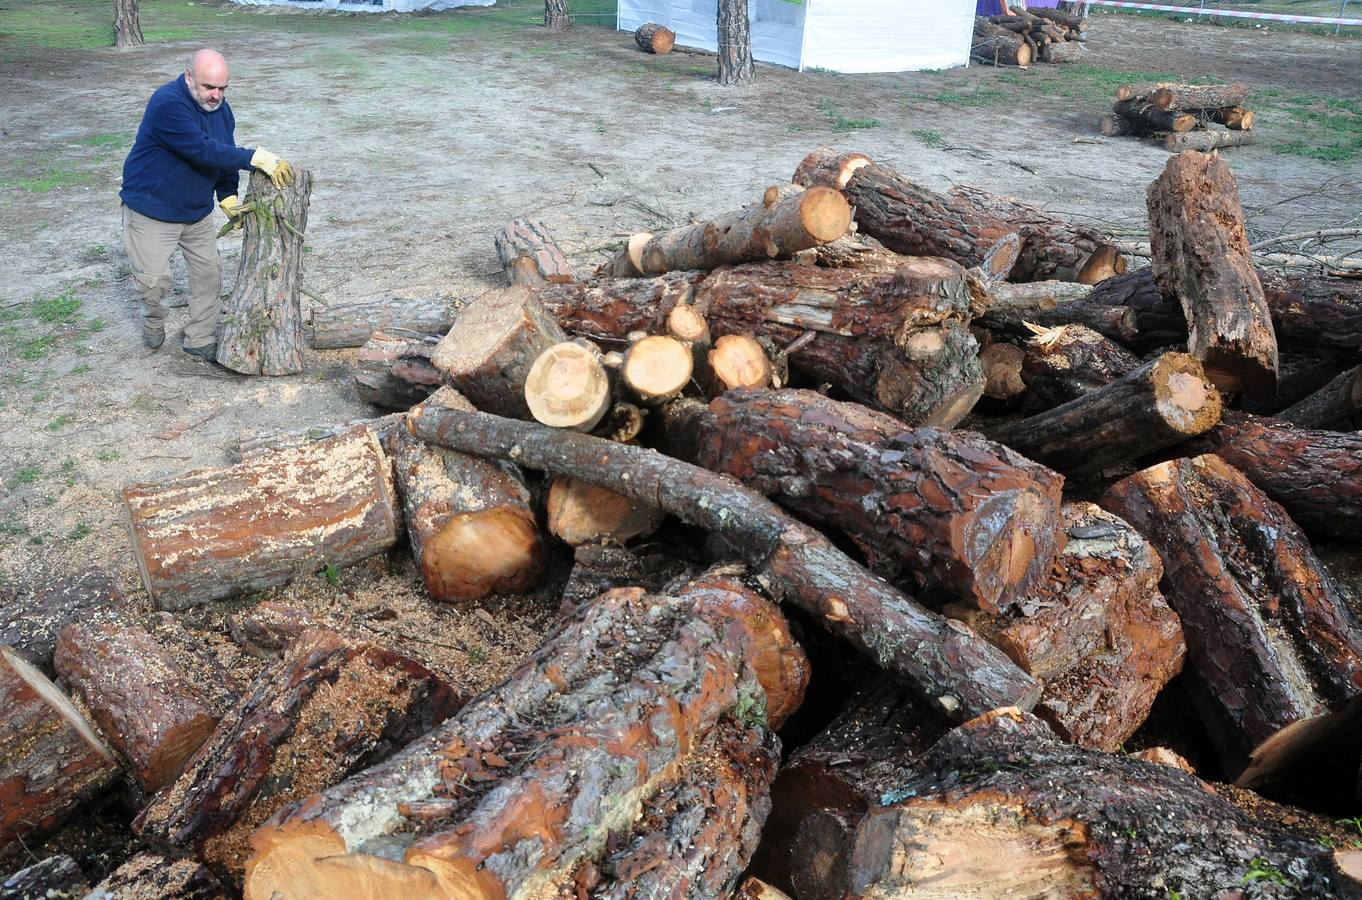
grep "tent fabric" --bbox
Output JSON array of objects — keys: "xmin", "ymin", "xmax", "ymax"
[
  {"xmin": 229, "ymin": 0, "xmax": 493, "ymax": 12},
  {"xmin": 618, "ymin": 0, "xmax": 975, "ymax": 74}
]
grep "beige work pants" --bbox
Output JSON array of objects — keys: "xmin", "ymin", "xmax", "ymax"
[{"xmin": 122, "ymin": 205, "xmax": 221, "ymax": 349}]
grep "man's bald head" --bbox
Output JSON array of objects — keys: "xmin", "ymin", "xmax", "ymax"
[{"xmin": 185, "ymin": 48, "xmax": 229, "ymax": 113}]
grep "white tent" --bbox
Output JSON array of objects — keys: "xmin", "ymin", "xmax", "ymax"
[
  {"xmin": 230, "ymin": 0, "xmax": 492, "ymax": 12},
  {"xmin": 618, "ymin": 0, "xmax": 975, "ymax": 74}
]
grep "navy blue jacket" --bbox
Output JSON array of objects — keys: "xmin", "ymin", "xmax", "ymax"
[{"xmin": 120, "ymin": 75, "xmax": 255, "ymax": 224}]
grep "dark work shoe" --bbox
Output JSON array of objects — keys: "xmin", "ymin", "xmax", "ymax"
[
  {"xmin": 142, "ymin": 327, "xmax": 165, "ymax": 350},
  {"xmin": 183, "ymin": 342, "xmax": 218, "ymax": 362}
]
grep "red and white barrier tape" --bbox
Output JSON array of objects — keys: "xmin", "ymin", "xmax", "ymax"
[{"xmin": 1087, "ymin": 0, "xmax": 1362, "ymax": 25}]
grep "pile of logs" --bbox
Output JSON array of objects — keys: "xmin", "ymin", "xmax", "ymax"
[
  {"xmin": 1102, "ymin": 81, "xmax": 1259, "ymax": 152},
  {"xmin": 8, "ymin": 146, "xmax": 1362, "ymax": 898},
  {"xmin": 973, "ymin": 7, "xmax": 1087, "ymax": 69}
]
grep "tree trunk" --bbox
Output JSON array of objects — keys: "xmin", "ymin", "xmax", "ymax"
[
  {"xmin": 494, "ymin": 218, "xmax": 573, "ymax": 286},
  {"xmin": 354, "ymin": 330, "xmax": 441, "ymax": 410},
  {"xmin": 230, "ymin": 412, "xmax": 404, "ymax": 462},
  {"xmin": 619, "ymin": 334, "xmax": 692, "ymax": 404},
  {"xmin": 217, "ymin": 169, "xmax": 312, "ymax": 375},
  {"xmin": 1148, "ymin": 81, "xmax": 1249, "ymax": 111},
  {"xmin": 135, "ymin": 628, "xmax": 461, "ymax": 879},
  {"xmin": 546, "ymin": 476, "xmax": 666, "ymax": 546},
  {"xmin": 984, "ymin": 352, "xmax": 1222, "ymax": 479},
  {"xmin": 1099, "ymin": 112, "xmax": 1135, "ymax": 136},
  {"xmin": 407, "ymin": 404, "xmax": 1042, "ymax": 719},
  {"xmin": 1019, "ymin": 323, "xmax": 1140, "ymax": 406},
  {"xmin": 113, "ymin": 0, "xmax": 143, "ymax": 47},
  {"xmin": 544, "ymin": 0, "xmax": 570, "ymax": 29},
  {"xmin": 0, "ymin": 855, "xmax": 88, "ymax": 898},
  {"xmin": 1147, "ymin": 150, "xmax": 1278, "ymax": 398},
  {"xmin": 122, "ymin": 427, "xmax": 400, "ymax": 610},
  {"xmin": 393, "ymin": 388, "xmax": 543, "ymax": 604},
  {"xmin": 717, "ymin": 0, "xmax": 754, "ymax": 85},
  {"xmin": 523, "ymin": 340, "xmax": 612, "ymax": 430},
  {"xmin": 971, "ymin": 19, "xmax": 1033, "ymax": 68},
  {"xmin": 308, "ymin": 294, "xmax": 463, "ymax": 350},
  {"xmin": 0, "ymin": 567, "xmax": 118, "ymax": 674},
  {"xmin": 970, "ymin": 278, "xmax": 1093, "ymax": 314},
  {"xmin": 1164, "ymin": 129, "xmax": 1257, "ymax": 152},
  {"xmin": 690, "ymin": 388, "xmax": 1066, "ymax": 615},
  {"xmin": 1101, "ymin": 454, "xmax": 1362, "ymax": 777},
  {"xmin": 0, "ymin": 646, "xmax": 119, "ymax": 857},
  {"xmin": 634, "ymin": 22, "xmax": 676, "ymax": 54},
  {"xmin": 1278, "ymin": 365, "xmax": 1362, "ymax": 428},
  {"xmin": 85, "ymin": 853, "xmax": 225, "ymax": 900}
]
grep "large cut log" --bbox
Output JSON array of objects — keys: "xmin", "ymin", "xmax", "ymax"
[
  {"xmin": 633, "ymin": 21, "xmax": 676, "ymax": 53},
  {"xmin": 308, "ymin": 294, "xmax": 462, "ymax": 350},
  {"xmin": 408, "ymin": 405, "xmax": 1041, "ymax": 719},
  {"xmin": 971, "ymin": 18, "xmax": 1032, "ymax": 68},
  {"xmin": 0, "ymin": 645, "xmax": 119, "ymax": 857},
  {"xmin": 1040, "ymin": 40, "xmax": 1083, "ymax": 63},
  {"xmin": 84, "ymin": 852, "xmax": 226, "ymax": 900},
  {"xmin": 707, "ymin": 333, "xmax": 773, "ymax": 394},
  {"xmin": 523, "ymin": 341, "xmax": 612, "ymax": 431},
  {"xmin": 1208, "ymin": 105, "xmax": 1254, "ymax": 129},
  {"xmin": 621, "ymin": 334, "xmax": 693, "ymax": 404},
  {"xmin": 216, "ymin": 169, "xmax": 312, "ymax": 375},
  {"xmin": 244, "ymin": 573, "xmax": 806, "ymax": 899},
  {"xmin": 230, "ymin": 412, "xmax": 405, "ymax": 462},
  {"xmin": 122, "ymin": 427, "xmax": 400, "ymax": 610},
  {"xmin": 794, "ymin": 150, "xmax": 1019, "ymax": 276},
  {"xmin": 837, "ymin": 708, "xmax": 1362, "ymax": 899},
  {"xmin": 983, "ymin": 352, "xmax": 1222, "ymax": 478},
  {"xmin": 430, "ymin": 285, "xmax": 568, "ymax": 419},
  {"xmin": 687, "ymin": 388, "xmax": 1065, "ymax": 614},
  {"xmin": 949, "ymin": 503, "xmax": 1184, "ymax": 752},
  {"xmin": 622, "ymin": 187, "xmax": 851, "ymax": 277},
  {"xmin": 54, "ymin": 611, "xmax": 219, "ymax": 793},
  {"xmin": 354, "ymin": 330, "xmax": 441, "ymax": 409},
  {"xmin": 1164, "ymin": 129, "xmax": 1257, "ymax": 152},
  {"xmin": 1113, "ymin": 99, "xmax": 1197, "ymax": 133},
  {"xmin": 546, "ymin": 476, "xmax": 666, "ymax": 546},
  {"xmin": 1181, "ymin": 412, "xmax": 1362, "ymax": 540},
  {"xmin": 969, "ymin": 278, "xmax": 1093, "ymax": 314},
  {"xmin": 135, "ymin": 628, "xmax": 461, "ymax": 878},
  {"xmin": 1278, "ymin": 365, "xmax": 1362, "ymax": 428},
  {"xmin": 1148, "ymin": 81, "xmax": 1249, "ymax": 111},
  {"xmin": 1101, "ymin": 454, "xmax": 1362, "ymax": 777},
  {"xmin": 1019, "ymin": 323, "xmax": 1140, "ymax": 406},
  {"xmin": 0, "ymin": 567, "xmax": 117, "ymax": 673},
  {"xmin": 142, "ymin": 611, "xmax": 244, "ymax": 714},
  {"xmin": 493, "ymin": 218, "xmax": 572, "ymax": 286},
  {"xmin": 534, "ymin": 271, "xmax": 707, "ymax": 343},
  {"xmin": 392, "ymin": 388, "xmax": 543, "ymax": 604},
  {"xmin": 1147, "ymin": 150, "xmax": 1277, "ymax": 398}
]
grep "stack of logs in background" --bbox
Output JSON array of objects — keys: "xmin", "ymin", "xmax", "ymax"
[
  {"xmin": 1102, "ymin": 80, "xmax": 1259, "ymax": 152},
  {"xmin": 973, "ymin": 6, "xmax": 1088, "ymax": 69},
  {"xmin": 5, "ymin": 144, "xmax": 1362, "ymax": 898}
]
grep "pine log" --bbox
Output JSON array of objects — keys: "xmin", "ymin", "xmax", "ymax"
[
  {"xmin": 807, "ymin": 233, "xmax": 909, "ymax": 274},
  {"xmin": 708, "ymin": 333, "xmax": 772, "ymax": 394},
  {"xmin": 1208, "ymin": 105, "xmax": 1254, "ymax": 129},
  {"xmin": 763, "ymin": 182, "xmax": 805, "ymax": 208},
  {"xmin": 983, "ymin": 352, "xmax": 1221, "ymax": 478},
  {"xmin": 1028, "ymin": 6, "xmax": 1087, "ymax": 29},
  {"xmin": 0, "ymin": 567, "xmax": 117, "ymax": 674},
  {"xmin": 693, "ymin": 388, "xmax": 1065, "ymax": 614},
  {"xmin": 308, "ymin": 294, "xmax": 462, "ymax": 350},
  {"xmin": 216, "ymin": 169, "xmax": 312, "ymax": 375},
  {"xmin": 431, "ymin": 285, "xmax": 569, "ymax": 418},
  {"xmin": 841, "ymin": 708, "xmax": 1362, "ymax": 899},
  {"xmin": 0, "ymin": 646, "xmax": 119, "ymax": 857},
  {"xmin": 970, "ymin": 278, "xmax": 1093, "ymax": 314},
  {"xmin": 1149, "ymin": 82, "xmax": 1248, "ymax": 111},
  {"xmin": 546, "ymin": 476, "xmax": 666, "ymax": 546},
  {"xmin": 135, "ymin": 628, "xmax": 461, "ymax": 878},
  {"xmin": 141, "ymin": 612, "xmax": 243, "ymax": 714},
  {"xmin": 1, "ymin": 855, "xmax": 87, "ymax": 899},
  {"xmin": 1039, "ymin": 40, "xmax": 1083, "ymax": 63},
  {"xmin": 1020, "ymin": 323, "xmax": 1140, "ymax": 406},
  {"xmin": 523, "ymin": 341, "xmax": 611, "ymax": 431},
  {"xmin": 534, "ymin": 271, "xmax": 707, "ymax": 342},
  {"xmin": 1113, "ymin": 99, "xmax": 1197, "ymax": 133},
  {"xmin": 946, "ymin": 183, "xmax": 1119, "ymax": 282},
  {"xmin": 667, "ymin": 303, "xmax": 714, "ymax": 389},
  {"xmin": 1099, "ymin": 112, "xmax": 1135, "ymax": 136},
  {"xmin": 1101, "ymin": 454, "xmax": 1362, "ymax": 777},
  {"xmin": 1181, "ymin": 412, "xmax": 1362, "ymax": 540},
  {"xmin": 1115, "ymin": 80, "xmax": 1174, "ymax": 102},
  {"xmin": 53, "ymin": 612, "xmax": 218, "ymax": 793},
  {"xmin": 244, "ymin": 573, "xmax": 806, "ymax": 899},
  {"xmin": 122, "ymin": 426, "xmax": 401, "ymax": 610},
  {"xmin": 493, "ymin": 218, "xmax": 573, "ymax": 286},
  {"xmin": 393, "ymin": 387, "xmax": 543, "ymax": 604},
  {"xmin": 604, "ymin": 233, "xmax": 653, "ymax": 278},
  {"xmin": 227, "ymin": 602, "xmax": 324, "ymax": 660},
  {"xmin": 1277, "ymin": 365, "xmax": 1362, "ymax": 428},
  {"xmin": 84, "ymin": 852, "xmax": 228, "ymax": 899},
  {"xmin": 1075, "ymin": 243, "xmax": 1127, "ymax": 284},
  {"xmin": 621, "ymin": 334, "xmax": 693, "ymax": 404},
  {"xmin": 979, "ymin": 341, "xmax": 1026, "ymax": 401},
  {"xmin": 1163, "ymin": 128, "xmax": 1257, "ymax": 152},
  {"xmin": 229, "ymin": 412, "xmax": 405, "ymax": 462},
  {"xmin": 735, "ymin": 877, "xmax": 793, "ymax": 900},
  {"xmin": 354, "ymin": 330, "xmax": 441, "ymax": 410},
  {"xmin": 1146, "ymin": 150, "xmax": 1278, "ymax": 398},
  {"xmin": 558, "ymin": 542, "xmax": 696, "ymax": 613},
  {"xmin": 794, "ymin": 150, "xmax": 1019, "ymax": 273},
  {"xmin": 408, "ymin": 404, "xmax": 1042, "ymax": 718},
  {"xmin": 975, "ymin": 297, "xmax": 1138, "ymax": 344},
  {"xmin": 971, "ymin": 18, "xmax": 1033, "ymax": 68},
  {"xmin": 633, "ymin": 21, "xmax": 676, "ymax": 54}
]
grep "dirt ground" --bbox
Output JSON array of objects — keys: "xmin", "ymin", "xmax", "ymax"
[{"xmin": 0, "ymin": 1, "xmax": 1360, "ymax": 877}]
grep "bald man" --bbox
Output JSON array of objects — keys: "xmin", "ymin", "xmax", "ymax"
[{"xmin": 121, "ymin": 48, "xmax": 294, "ymax": 359}]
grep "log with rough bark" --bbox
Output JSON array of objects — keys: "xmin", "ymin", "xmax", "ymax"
[
  {"xmin": 1208, "ymin": 105, "xmax": 1254, "ymax": 129},
  {"xmin": 717, "ymin": 0, "xmax": 754, "ymax": 85},
  {"xmin": 1101, "ymin": 454, "xmax": 1362, "ymax": 777},
  {"xmin": 136, "ymin": 628, "xmax": 461, "ymax": 878},
  {"xmin": 1040, "ymin": 40, "xmax": 1083, "ymax": 63},
  {"xmin": 972, "ymin": 18, "xmax": 1033, "ymax": 68},
  {"xmin": 558, "ymin": 541, "xmax": 696, "ymax": 613},
  {"xmin": 0, "ymin": 645, "xmax": 119, "ymax": 857},
  {"xmin": 633, "ymin": 21, "xmax": 675, "ymax": 54},
  {"xmin": 1278, "ymin": 365, "xmax": 1362, "ymax": 428},
  {"xmin": 708, "ymin": 333, "xmax": 772, "ymax": 394},
  {"xmin": 1164, "ymin": 129, "xmax": 1257, "ymax": 152},
  {"xmin": 227, "ymin": 602, "xmax": 325, "ymax": 660},
  {"xmin": 1075, "ymin": 243, "xmax": 1128, "ymax": 284},
  {"xmin": 535, "ymin": 271, "xmax": 706, "ymax": 341},
  {"xmin": 1029, "ymin": 6, "xmax": 1087, "ymax": 28},
  {"xmin": 85, "ymin": 852, "xmax": 227, "ymax": 900},
  {"xmin": 838, "ymin": 708, "xmax": 1362, "ymax": 899},
  {"xmin": 244, "ymin": 573, "xmax": 806, "ymax": 899},
  {"xmin": 794, "ymin": 150, "xmax": 1019, "ymax": 274},
  {"xmin": 113, "ymin": 0, "xmax": 143, "ymax": 47},
  {"xmin": 689, "ymin": 388, "xmax": 1065, "ymax": 614},
  {"xmin": 970, "ymin": 278, "xmax": 1093, "ymax": 314},
  {"xmin": 393, "ymin": 388, "xmax": 543, "ymax": 604},
  {"xmin": 1, "ymin": 855, "xmax": 87, "ymax": 898},
  {"xmin": 229, "ymin": 412, "xmax": 405, "ymax": 462},
  {"xmin": 0, "ymin": 567, "xmax": 117, "ymax": 674},
  {"xmin": 1114, "ymin": 80, "xmax": 1174, "ymax": 102},
  {"xmin": 523, "ymin": 340, "xmax": 611, "ymax": 431},
  {"xmin": 53, "ymin": 612, "xmax": 218, "ymax": 793},
  {"xmin": 621, "ymin": 334, "xmax": 693, "ymax": 404},
  {"xmin": 308, "ymin": 294, "xmax": 463, "ymax": 350},
  {"xmin": 216, "ymin": 170, "xmax": 312, "ymax": 376},
  {"xmin": 431, "ymin": 285, "xmax": 569, "ymax": 418},
  {"xmin": 983, "ymin": 352, "xmax": 1222, "ymax": 478},
  {"xmin": 1147, "ymin": 149, "xmax": 1278, "ymax": 398},
  {"xmin": 975, "ymin": 296, "xmax": 1138, "ymax": 344},
  {"xmin": 408, "ymin": 404, "xmax": 1042, "ymax": 718},
  {"xmin": 1182, "ymin": 412, "xmax": 1362, "ymax": 540},
  {"xmin": 546, "ymin": 475, "xmax": 666, "ymax": 546},
  {"xmin": 494, "ymin": 218, "xmax": 572, "ymax": 286},
  {"xmin": 1113, "ymin": 99, "xmax": 1197, "ymax": 133},
  {"xmin": 667, "ymin": 302, "xmax": 713, "ymax": 388},
  {"xmin": 1020, "ymin": 323, "xmax": 1140, "ymax": 406},
  {"xmin": 122, "ymin": 427, "xmax": 400, "ymax": 610},
  {"xmin": 949, "ymin": 503, "xmax": 1184, "ymax": 752},
  {"xmin": 1099, "ymin": 112, "xmax": 1134, "ymax": 136},
  {"xmin": 354, "ymin": 330, "xmax": 441, "ymax": 409},
  {"xmin": 1149, "ymin": 81, "xmax": 1249, "ymax": 111}
]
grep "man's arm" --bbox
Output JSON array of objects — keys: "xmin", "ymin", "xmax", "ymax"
[{"xmin": 149, "ymin": 98, "xmax": 255, "ymax": 173}]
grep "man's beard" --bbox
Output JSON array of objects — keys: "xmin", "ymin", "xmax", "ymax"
[{"xmin": 195, "ymin": 97, "xmax": 222, "ymax": 112}]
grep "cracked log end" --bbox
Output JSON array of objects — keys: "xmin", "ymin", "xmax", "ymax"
[
  {"xmin": 1153, "ymin": 353, "xmax": 1222, "ymax": 435},
  {"xmin": 798, "ymin": 186, "xmax": 855, "ymax": 243},
  {"xmin": 792, "ymin": 149, "xmax": 873, "ymax": 190},
  {"xmin": 525, "ymin": 341, "xmax": 611, "ymax": 431},
  {"xmin": 425, "ymin": 508, "xmax": 543, "ymax": 604}
]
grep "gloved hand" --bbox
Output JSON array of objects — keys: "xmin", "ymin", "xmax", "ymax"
[
  {"xmin": 219, "ymin": 195, "xmax": 247, "ymax": 230},
  {"xmin": 250, "ymin": 148, "xmax": 295, "ymax": 189}
]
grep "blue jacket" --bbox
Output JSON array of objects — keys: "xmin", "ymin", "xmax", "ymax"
[{"xmin": 120, "ymin": 75, "xmax": 256, "ymax": 224}]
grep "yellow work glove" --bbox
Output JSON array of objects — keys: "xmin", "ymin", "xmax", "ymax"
[
  {"xmin": 250, "ymin": 148, "xmax": 295, "ymax": 189},
  {"xmin": 219, "ymin": 195, "xmax": 247, "ymax": 230}
]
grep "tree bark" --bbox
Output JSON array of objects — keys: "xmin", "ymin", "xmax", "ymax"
[
  {"xmin": 984, "ymin": 352, "xmax": 1222, "ymax": 479},
  {"xmin": 1164, "ymin": 129, "xmax": 1257, "ymax": 152},
  {"xmin": 217, "ymin": 169, "xmax": 312, "ymax": 375},
  {"xmin": 0, "ymin": 567, "xmax": 118, "ymax": 674},
  {"xmin": 1101, "ymin": 454, "xmax": 1362, "ymax": 777},
  {"xmin": 717, "ymin": 0, "xmax": 754, "ymax": 85},
  {"xmin": 407, "ymin": 404, "xmax": 1042, "ymax": 719},
  {"xmin": 975, "ymin": 297, "xmax": 1138, "ymax": 344},
  {"xmin": 226, "ymin": 601, "xmax": 324, "ymax": 660},
  {"xmin": 494, "ymin": 218, "xmax": 572, "ymax": 286},
  {"xmin": 633, "ymin": 22, "xmax": 676, "ymax": 54},
  {"xmin": 230, "ymin": 412, "xmax": 404, "ymax": 461},
  {"xmin": 135, "ymin": 628, "xmax": 461, "ymax": 879},
  {"xmin": 113, "ymin": 0, "xmax": 143, "ymax": 47},
  {"xmin": 308, "ymin": 294, "xmax": 463, "ymax": 350},
  {"xmin": 1277, "ymin": 365, "xmax": 1362, "ymax": 428},
  {"xmin": 534, "ymin": 271, "xmax": 706, "ymax": 342},
  {"xmin": 969, "ymin": 278, "xmax": 1093, "ymax": 314},
  {"xmin": 85, "ymin": 853, "xmax": 225, "ymax": 900},
  {"xmin": 971, "ymin": 18, "xmax": 1033, "ymax": 68},
  {"xmin": 122, "ymin": 426, "xmax": 401, "ymax": 610},
  {"xmin": 0, "ymin": 855, "xmax": 88, "ymax": 898},
  {"xmin": 1113, "ymin": 99, "xmax": 1197, "ymax": 133},
  {"xmin": 558, "ymin": 542, "xmax": 696, "ymax": 614},
  {"xmin": 1148, "ymin": 82, "xmax": 1249, "ymax": 111},
  {"xmin": 1039, "ymin": 40, "xmax": 1083, "ymax": 63},
  {"xmin": 354, "ymin": 330, "xmax": 441, "ymax": 410},
  {"xmin": 546, "ymin": 476, "xmax": 666, "ymax": 546},
  {"xmin": 1019, "ymin": 323, "xmax": 1140, "ymax": 406},
  {"xmin": 544, "ymin": 0, "xmax": 570, "ymax": 29}
]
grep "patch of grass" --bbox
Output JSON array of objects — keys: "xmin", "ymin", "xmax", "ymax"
[
  {"xmin": 466, "ymin": 646, "xmax": 488, "ymax": 666},
  {"xmin": 33, "ymin": 291, "xmax": 81, "ymax": 324},
  {"xmin": 73, "ymin": 133, "xmax": 129, "ymax": 149},
  {"xmin": 47, "ymin": 414, "xmax": 71, "ymax": 432},
  {"xmin": 69, "ymin": 363, "xmax": 91, "ymax": 376},
  {"xmin": 68, "ymin": 523, "xmax": 90, "ymax": 541},
  {"xmin": 817, "ymin": 98, "xmax": 880, "ymax": 132},
  {"xmin": 1240, "ymin": 857, "xmax": 1293, "ymax": 889},
  {"xmin": 11, "ymin": 467, "xmax": 40, "ymax": 486},
  {"xmin": 918, "ymin": 87, "xmax": 1010, "ymax": 108},
  {"xmin": 19, "ymin": 335, "xmax": 57, "ymax": 361},
  {"xmin": 1269, "ymin": 95, "xmax": 1362, "ymax": 162},
  {"xmin": 6, "ymin": 165, "xmax": 98, "ymax": 193},
  {"xmin": 95, "ymin": 449, "xmax": 120, "ymax": 462},
  {"xmin": 913, "ymin": 128, "xmax": 945, "ymax": 148}
]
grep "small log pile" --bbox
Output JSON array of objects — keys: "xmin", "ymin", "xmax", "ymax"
[
  {"xmin": 11, "ymin": 147, "xmax": 1362, "ymax": 899},
  {"xmin": 1102, "ymin": 81, "xmax": 1259, "ymax": 152},
  {"xmin": 976, "ymin": 7, "xmax": 1088, "ymax": 69}
]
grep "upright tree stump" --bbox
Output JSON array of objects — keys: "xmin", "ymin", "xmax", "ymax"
[
  {"xmin": 717, "ymin": 0, "xmax": 754, "ymax": 85},
  {"xmin": 217, "ymin": 169, "xmax": 313, "ymax": 376},
  {"xmin": 113, "ymin": 0, "xmax": 144, "ymax": 47},
  {"xmin": 544, "ymin": 0, "xmax": 570, "ymax": 29}
]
